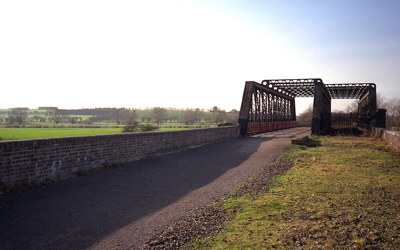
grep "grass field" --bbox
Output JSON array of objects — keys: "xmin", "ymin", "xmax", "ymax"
[
  {"xmin": 0, "ymin": 127, "xmax": 194, "ymax": 140},
  {"xmin": 194, "ymin": 136, "xmax": 400, "ymax": 249},
  {"xmin": 0, "ymin": 128, "xmax": 123, "ymax": 140}
]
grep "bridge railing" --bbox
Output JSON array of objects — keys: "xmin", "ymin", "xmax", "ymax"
[
  {"xmin": 246, "ymin": 121, "xmax": 297, "ymax": 135},
  {"xmin": 238, "ymin": 81, "xmax": 297, "ymax": 136},
  {"xmin": 331, "ymin": 113, "xmax": 358, "ymax": 129}
]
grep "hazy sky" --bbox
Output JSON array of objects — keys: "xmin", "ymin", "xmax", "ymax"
[{"xmin": 1, "ymin": 0, "xmax": 399, "ymax": 114}]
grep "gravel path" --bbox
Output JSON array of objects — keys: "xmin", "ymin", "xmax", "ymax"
[
  {"xmin": 143, "ymin": 154, "xmax": 295, "ymax": 249},
  {"xmin": 0, "ymin": 127, "xmax": 310, "ymax": 250}
]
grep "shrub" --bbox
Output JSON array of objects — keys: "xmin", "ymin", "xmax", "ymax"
[{"xmin": 122, "ymin": 123, "xmax": 158, "ymax": 133}]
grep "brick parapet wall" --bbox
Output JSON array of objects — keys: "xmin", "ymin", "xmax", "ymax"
[
  {"xmin": 382, "ymin": 130, "xmax": 400, "ymax": 152},
  {"xmin": 359, "ymin": 126, "xmax": 400, "ymax": 152},
  {"xmin": 0, "ymin": 126, "xmax": 239, "ymax": 190}
]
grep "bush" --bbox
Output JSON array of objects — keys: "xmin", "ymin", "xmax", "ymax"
[{"xmin": 122, "ymin": 123, "xmax": 158, "ymax": 133}]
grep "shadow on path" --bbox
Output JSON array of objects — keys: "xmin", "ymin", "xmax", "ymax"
[{"xmin": 0, "ymin": 135, "xmax": 275, "ymax": 249}]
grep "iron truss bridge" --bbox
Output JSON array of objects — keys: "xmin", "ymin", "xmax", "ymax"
[
  {"xmin": 238, "ymin": 78, "xmax": 382, "ymax": 136},
  {"xmin": 261, "ymin": 78, "xmax": 376, "ymax": 99}
]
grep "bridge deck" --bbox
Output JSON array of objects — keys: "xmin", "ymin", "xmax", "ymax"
[{"xmin": 0, "ymin": 127, "xmax": 310, "ymax": 249}]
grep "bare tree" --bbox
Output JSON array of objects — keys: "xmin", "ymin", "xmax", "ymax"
[
  {"xmin": 7, "ymin": 108, "xmax": 28, "ymax": 124},
  {"xmin": 383, "ymin": 97, "xmax": 400, "ymax": 129},
  {"xmin": 111, "ymin": 108, "xmax": 125, "ymax": 125},
  {"xmin": 344, "ymin": 93, "xmax": 386, "ymax": 113},
  {"xmin": 125, "ymin": 109, "xmax": 137, "ymax": 125},
  {"xmin": 181, "ymin": 108, "xmax": 202, "ymax": 124},
  {"xmin": 46, "ymin": 109, "xmax": 66, "ymax": 124},
  {"xmin": 376, "ymin": 92, "xmax": 386, "ymax": 109},
  {"xmin": 151, "ymin": 107, "xmax": 167, "ymax": 124},
  {"xmin": 345, "ymin": 100, "xmax": 358, "ymax": 113},
  {"xmin": 297, "ymin": 105, "xmax": 313, "ymax": 126},
  {"xmin": 226, "ymin": 109, "xmax": 239, "ymax": 124},
  {"xmin": 209, "ymin": 106, "xmax": 228, "ymax": 124},
  {"xmin": 110, "ymin": 108, "xmax": 137, "ymax": 125}
]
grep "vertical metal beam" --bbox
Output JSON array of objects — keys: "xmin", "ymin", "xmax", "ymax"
[
  {"xmin": 368, "ymin": 85, "xmax": 379, "ymax": 127},
  {"xmin": 291, "ymin": 99, "xmax": 296, "ymax": 121},
  {"xmin": 312, "ymin": 82, "xmax": 331, "ymax": 134},
  {"xmin": 238, "ymin": 81, "xmax": 255, "ymax": 137},
  {"xmin": 358, "ymin": 85, "xmax": 378, "ymax": 127}
]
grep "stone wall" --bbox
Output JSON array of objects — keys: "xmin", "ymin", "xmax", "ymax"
[
  {"xmin": 359, "ymin": 126, "xmax": 400, "ymax": 152},
  {"xmin": 382, "ymin": 130, "xmax": 400, "ymax": 152},
  {"xmin": 0, "ymin": 126, "xmax": 239, "ymax": 190}
]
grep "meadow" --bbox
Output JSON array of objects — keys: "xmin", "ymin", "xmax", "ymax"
[
  {"xmin": 0, "ymin": 128, "xmax": 123, "ymax": 140},
  {"xmin": 0, "ymin": 127, "xmax": 198, "ymax": 140},
  {"xmin": 0, "ymin": 107, "xmax": 235, "ymax": 140},
  {"xmin": 193, "ymin": 136, "xmax": 400, "ymax": 249}
]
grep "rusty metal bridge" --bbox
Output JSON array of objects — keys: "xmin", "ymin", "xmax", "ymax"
[{"xmin": 238, "ymin": 78, "xmax": 386, "ymax": 136}]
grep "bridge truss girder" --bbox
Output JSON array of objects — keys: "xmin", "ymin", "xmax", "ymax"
[
  {"xmin": 311, "ymin": 82, "xmax": 332, "ymax": 134},
  {"xmin": 238, "ymin": 81, "xmax": 296, "ymax": 136},
  {"xmin": 239, "ymin": 78, "xmax": 384, "ymax": 136}
]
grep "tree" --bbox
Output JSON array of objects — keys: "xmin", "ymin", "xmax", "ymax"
[
  {"xmin": 297, "ymin": 105, "xmax": 313, "ymax": 126},
  {"xmin": 67, "ymin": 116, "xmax": 78, "ymax": 124},
  {"xmin": 345, "ymin": 100, "xmax": 358, "ymax": 113},
  {"xmin": 168, "ymin": 116, "xmax": 180, "ymax": 123},
  {"xmin": 151, "ymin": 107, "xmax": 167, "ymax": 124},
  {"xmin": 209, "ymin": 106, "xmax": 227, "ymax": 124},
  {"xmin": 215, "ymin": 111, "xmax": 227, "ymax": 124},
  {"xmin": 141, "ymin": 116, "xmax": 152, "ymax": 123},
  {"xmin": 226, "ymin": 109, "xmax": 239, "ymax": 124},
  {"xmin": 125, "ymin": 109, "xmax": 137, "ymax": 125},
  {"xmin": 181, "ymin": 108, "xmax": 202, "ymax": 124},
  {"xmin": 376, "ymin": 92, "xmax": 385, "ymax": 108},
  {"xmin": 31, "ymin": 115, "xmax": 46, "ymax": 123},
  {"xmin": 345, "ymin": 93, "xmax": 385, "ymax": 113},
  {"xmin": 382, "ymin": 97, "xmax": 400, "ymax": 129},
  {"xmin": 7, "ymin": 108, "xmax": 28, "ymax": 124},
  {"xmin": 111, "ymin": 108, "xmax": 125, "ymax": 125},
  {"xmin": 110, "ymin": 108, "xmax": 137, "ymax": 125},
  {"xmin": 122, "ymin": 122, "xmax": 157, "ymax": 133},
  {"xmin": 46, "ymin": 109, "xmax": 66, "ymax": 124}
]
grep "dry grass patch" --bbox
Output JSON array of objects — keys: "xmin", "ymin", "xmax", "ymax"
[{"xmin": 192, "ymin": 136, "xmax": 400, "ymax": 249}]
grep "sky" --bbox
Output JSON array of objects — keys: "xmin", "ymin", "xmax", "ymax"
[{"xmin": 1, "ymin": 0, "xmax": 399, "ymax": 114}]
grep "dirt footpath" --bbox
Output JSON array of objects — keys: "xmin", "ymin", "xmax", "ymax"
[{"xmin": 0, "ymin": 127, "xmax": 310, "ymax": 250}]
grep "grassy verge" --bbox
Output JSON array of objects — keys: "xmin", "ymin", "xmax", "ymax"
[{"xmin": 193, "ymin": 136, "xmax": 400, "ymax": 249}]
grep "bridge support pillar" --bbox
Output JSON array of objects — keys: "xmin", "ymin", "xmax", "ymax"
[
  {"xmin": 312, "ymin": 82, "xmax": 331, "ymax": 134},
  {"xmin": 238, "ymin": 81, "xmax": 255, "ymax": 137},
  {"xmin": 358, "ymin": 85, "xmax": 380, "ymax": 127},
  {"xmin": 374, "ymin": 109, "xmax": 386, "ymax": 128}
]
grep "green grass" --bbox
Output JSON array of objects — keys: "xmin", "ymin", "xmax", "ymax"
[
  {"xmin": 0, "ymin": 127, "xmax": 196, "ymax": 140},
  {"xmin": 193, "ymin": 136, "xmax": 400, "ymax": 249},
  {"xmin": 0, "ymin": 128, "xmax": 123, "ymax": 140}
]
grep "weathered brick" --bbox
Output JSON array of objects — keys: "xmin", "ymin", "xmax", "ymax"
[{"xmin": 0, "ymin": 126, "xmax": 239, "ymax": 190}]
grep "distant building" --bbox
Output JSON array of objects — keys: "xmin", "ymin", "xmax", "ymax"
[
  {"xmin": 39, "ymin": 107, "xmax": 58, "ymax": 110},
  {"xmin": 10, "ymin": 107, "xmax": 29, "ymax": 110}
]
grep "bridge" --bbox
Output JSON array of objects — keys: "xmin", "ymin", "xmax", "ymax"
[
  {"xmin": 238, "ymin": 78, "xmax": 386, "ymax": 136},
  {"xmin": 0, "ymin": 78, "xmax": 395, "ymax": 249}
]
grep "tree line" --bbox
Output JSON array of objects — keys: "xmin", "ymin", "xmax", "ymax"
[
  {"xmin": 2, "ymin": 106, "xmax": 239, "ymax": 126},
  {"xmin": 296, "ymin": 95, "xmax": 400, "ymax": 130}
]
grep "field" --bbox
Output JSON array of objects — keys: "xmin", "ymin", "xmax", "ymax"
[
  {"xmin": 193, "ymin": 136, "xmax": 400, "ymax": 249},
  {"xmin": 0, "ymin": 128, "xmax": 123, "ymax": 140},
  {"xmin": 0, "ymin": 107, "xmax": 235, "ymax": 140},
  {"xmin": 0, "ymin": 127, "xmax": 196, "ymax": 140}
]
